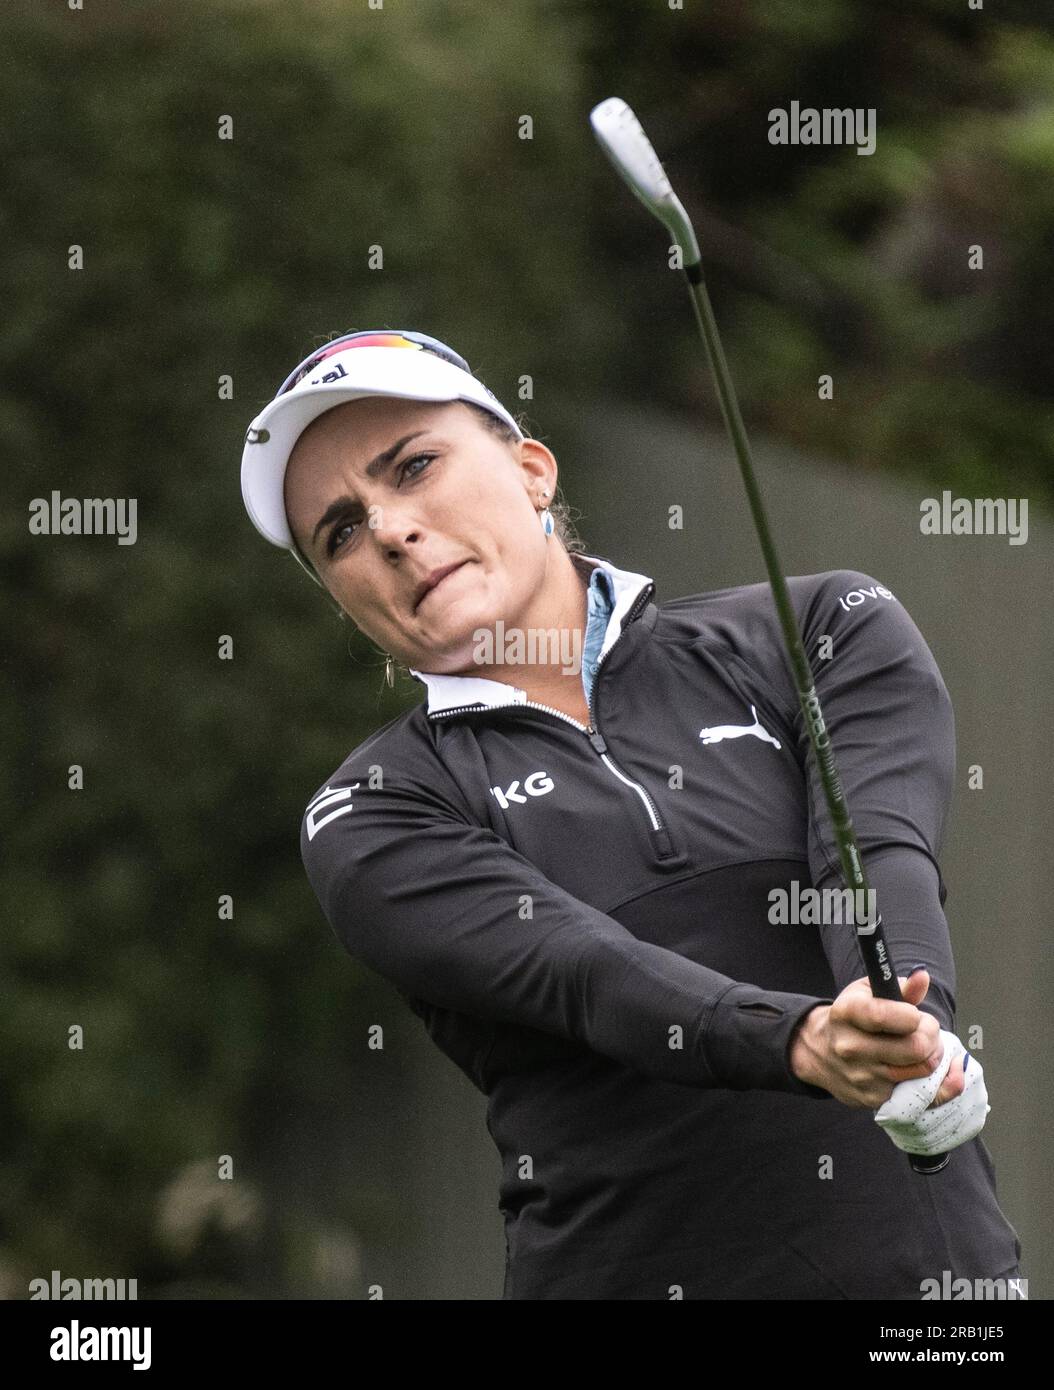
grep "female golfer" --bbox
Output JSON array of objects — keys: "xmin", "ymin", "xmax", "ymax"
[{"xmin": 240, "ymin": 329, "xmax": 1023, "ymax": 1300}]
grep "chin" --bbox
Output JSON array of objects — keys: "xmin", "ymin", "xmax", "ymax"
[{"xmin": 415, "ymin": 602, "xmax": 502, "ymax": 670}]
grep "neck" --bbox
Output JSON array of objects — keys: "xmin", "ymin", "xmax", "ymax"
[{"xmin": 471, "ymin": 545, "xmax": 590, "ymax": 697}]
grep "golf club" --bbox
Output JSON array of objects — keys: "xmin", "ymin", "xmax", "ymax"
[{"xmin": 589, "ymin": 95, "xmax": 949, "ymax": 1176}]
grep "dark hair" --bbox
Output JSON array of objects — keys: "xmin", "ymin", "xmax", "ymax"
[{"xmin": 460, "ymin": 400, "xmax": 586, "ymax": 556}]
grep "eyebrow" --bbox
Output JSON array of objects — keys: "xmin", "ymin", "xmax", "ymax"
[{"xmin": 310, "ymin": 431, "xmax": 430, "ymax": 547}]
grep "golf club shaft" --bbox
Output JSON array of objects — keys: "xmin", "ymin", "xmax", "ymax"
[
  {"xmin": 682, "ymin": 261, "xmax": 948, "ymax": 1175},
  {"xmin": 589, "ymin": 95, "xmax": 950, "ymax": 1175}
]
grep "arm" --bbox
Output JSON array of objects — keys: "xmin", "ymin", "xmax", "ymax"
[
  {"xmin": 300, "ymin": 766, "xmax": 831, "ymax": 1096},
  {"xmin": 790, "ymin": 571, "xmax": 958, "ymax": 1032}
]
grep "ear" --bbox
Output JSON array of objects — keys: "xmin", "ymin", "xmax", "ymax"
[{"xmin": 516, "ymin": 437, "xmax": 558, "ymax": 496}]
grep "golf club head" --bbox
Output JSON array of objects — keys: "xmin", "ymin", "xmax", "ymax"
[{"xmin": 589, "ymin": 97, "xmax": 701, "ymax": 267}]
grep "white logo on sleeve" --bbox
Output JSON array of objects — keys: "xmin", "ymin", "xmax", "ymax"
[
  {"xmin": 699, "ymin": 704, "xmax": 781, "ymax": 750},
  {"xmin": 305, "ymin": 782, "xmax": 361, "ymax": 840},
  {"xmin": 837, "ymin": 582, "xmax": 895, "ymax": 610},
  {"xmin": 490, "ymin": 771, "xmax": 555, "ymax": 809}
]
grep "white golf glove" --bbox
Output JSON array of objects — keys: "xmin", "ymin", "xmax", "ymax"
[{"xmin": 874, "ymin": 1029, "xmax": 990, "ymax": 1157}]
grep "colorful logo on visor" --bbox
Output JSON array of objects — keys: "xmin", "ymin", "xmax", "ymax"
[{"xmin": 276, "ymin": 330, "xmax": 470, "ymax": 397}]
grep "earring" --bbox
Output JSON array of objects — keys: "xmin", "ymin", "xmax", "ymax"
[
  {"xmin": 539, "ymin": 490, "xmax": 554, "ymax": 537},
  {"xmin": 384, "ymin": 653, "xmax": 395, "ymax": 688}
]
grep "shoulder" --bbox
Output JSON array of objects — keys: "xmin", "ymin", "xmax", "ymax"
[
  {"xmin": 653, "ymin": 568, "xmax": 903, "ymax": 643},
  {"xmin": 311, "ymin": 703, "xmax": 427, "ymax": 788},
  {"xmin": 651, "ymin": 568, "xmax": 943, "ymax": 705},
  {"xmin": 299, "ymin": 701, "xmax": 450, "ymax": 844}
]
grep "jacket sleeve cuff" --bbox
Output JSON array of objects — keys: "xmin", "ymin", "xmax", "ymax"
[{"xmin": 703, "ymin": 984, "xmax": 833, "ymax": 1098}]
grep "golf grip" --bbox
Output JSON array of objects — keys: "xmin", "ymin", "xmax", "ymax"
[{"xmin": 682, "ymin": 261, "xmax": 949, "ymax": 1176}]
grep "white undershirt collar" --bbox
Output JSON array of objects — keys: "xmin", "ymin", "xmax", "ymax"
[{"xmin": 407, "ymin": 552, "xmax": 654, "ymax": 714}]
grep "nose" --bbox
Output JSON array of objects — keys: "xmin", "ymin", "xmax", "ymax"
[{"xmin": 362, "ymin": 494, "xmax": 424, "ymax": 553}]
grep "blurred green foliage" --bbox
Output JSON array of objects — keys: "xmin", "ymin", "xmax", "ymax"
[{"xmin": 2, "ymin": 0, "xmax": 1051, "ymax": 1296}]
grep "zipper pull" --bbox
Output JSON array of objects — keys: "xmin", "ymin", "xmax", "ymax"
[
  {"xmin": 651, "ymin": 825, "xmax": 677, "ymax": 859},
  {"xmin": 587, "ymin": 726, "xmax": 607, "ymax": 754}
]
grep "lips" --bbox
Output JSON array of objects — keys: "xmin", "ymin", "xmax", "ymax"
[{"xmin": 413, "ymin": 561, "xmax": 469, "ymax": 612}]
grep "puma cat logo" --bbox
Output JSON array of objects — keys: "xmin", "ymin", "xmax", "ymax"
[{"xmin": 699, "ymin": 705, "xmax": 782, "ymax": 750}]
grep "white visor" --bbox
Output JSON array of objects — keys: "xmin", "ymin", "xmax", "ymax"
[{"xmin": 240, "ymin": 343, "xmax": 523, "ymax": 550}]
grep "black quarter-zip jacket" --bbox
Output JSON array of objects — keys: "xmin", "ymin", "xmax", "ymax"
[{"xmin": 300, "ymin": 555, "xmax": 1022, "ymax": 1299}]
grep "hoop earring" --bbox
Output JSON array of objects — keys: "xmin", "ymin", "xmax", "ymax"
[{"xmin": 384, "ymin": 653, "xmax": 395, "ymax": 688}]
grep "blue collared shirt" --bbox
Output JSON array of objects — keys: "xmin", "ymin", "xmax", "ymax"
[{"xmin": 581, "ymin": 560, "xmax": 617, "ymax": 709}]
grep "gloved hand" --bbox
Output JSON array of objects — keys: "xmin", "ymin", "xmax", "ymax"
[{"xmin": 874, "ymin": 1028, "xmax": 990, "ymax": 1156}]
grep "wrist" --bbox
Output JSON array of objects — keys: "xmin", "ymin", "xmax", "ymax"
[{"xmin": 789, "ymin": 1003, "xmax": 829, "ymax": 1088}]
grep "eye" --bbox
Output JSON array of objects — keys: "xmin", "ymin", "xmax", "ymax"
[
  {"xmin": 398, "ymin": 451, "xmax": 436, "ymax": 483},
  {"xmin": 326, "ymin": 516, "xmax": 360, "ymax": 556},
  {"xmin": 326, "ymin": 454, "xmax": 437, "ymax": 557}
]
